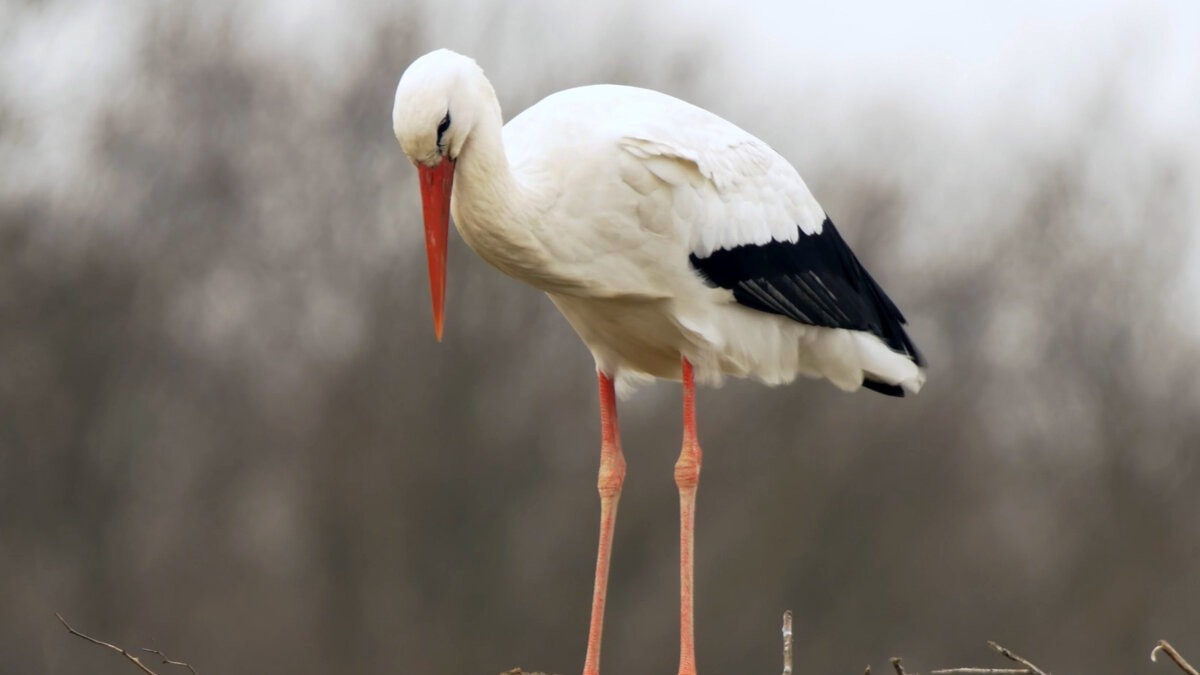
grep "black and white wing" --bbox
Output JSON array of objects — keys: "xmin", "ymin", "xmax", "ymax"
[{"xmin": 689, "ymin": 216, "xmax": 925, "ymax": 396}]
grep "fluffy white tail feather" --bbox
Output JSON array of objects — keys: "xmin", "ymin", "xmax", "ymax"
[{"xmin": 851, "ymin": 331, "xmax": 925, "ymax": 394}]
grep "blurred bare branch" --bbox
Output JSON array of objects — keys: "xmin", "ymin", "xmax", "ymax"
[
  {"xmin": 924, "ymin": 642, "xmax": 1045, "ymax": 675},
  {"xmin": 984, "ymin": 642, "xmax": 1046, "ymax": 675},
  {"xmin": 57, "ymin": 613, "xmax": 176, "ymax": 675},
  {"xmin": 931, "ymin": 662, "xmax": 1027, "ymax": 667},
  {"xmin": 142, "ymin": 649, "xmax": 199, "ymax": 675},
  {"xmin": 4, "ymin": 3, "xmax": 1198, "ymax": 675},
  {"xmin": 782, "ymin": 610, "xmax": 793, "ymax": 675},
  {"xmin": 1153, "ymin": 641, "xmax": 1199, "ymax": 675}
]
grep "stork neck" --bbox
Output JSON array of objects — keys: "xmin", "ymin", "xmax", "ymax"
[
  {"xmin": 454, "ymin": 113, "xmax": 520, "ymax": 219},
  {"xmin": 451, "ymin": 110, "xmax": 547, "ymax": 283}
]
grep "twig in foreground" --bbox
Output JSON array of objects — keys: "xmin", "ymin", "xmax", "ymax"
[
  {"xmin": 57, "ymin": 614, "xmax": 158, "ymax": 675},
  {"xmin": 782, "ymin": 610, "xmax": 793, "ymax": 675},
  {"xmin": 57, "ymin": 613, "xmax": 196, "ymax": 675},
  {"xmin": 931, "ymin": 662, "xmax": 1027, "ymax": 667},
  {"xmin": 987, "ymin": 642, "xmax": 1047, "ymax": 675},
  {"xmin": 927, "ymin": 641, "xmax": 1047, "ymax": 675},
  {"xmin": 890, "ymin": 657, "xmax": 908, "ymax": 675},
  {"xmin": 1153, "ymin": 641, "xmax": 1200, "ymax": 675},
  {"xmin": 142, "ymin": 649, "xmax": 198, "ymax": 675}
]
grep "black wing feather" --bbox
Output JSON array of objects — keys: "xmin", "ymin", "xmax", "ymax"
[{"xmin": 689, "ymin": 216, "xmax": 925, "ymax": 394}]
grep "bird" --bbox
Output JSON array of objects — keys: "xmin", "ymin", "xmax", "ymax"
[{"xmin": 392, "ymin": 48, "xmax": 925, "ymax": 675}]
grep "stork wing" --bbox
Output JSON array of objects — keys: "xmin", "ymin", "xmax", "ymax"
[
  {"xmin": 617, "ymin": 115, "xmax": 826, "ymax": 257},
  {"xmin": 688, "ymin": 216, "xmax": 925, "ymax": 370},
  {"xmin": 613, "ymin": 97, "xmax": 924, "ymax": 373}
]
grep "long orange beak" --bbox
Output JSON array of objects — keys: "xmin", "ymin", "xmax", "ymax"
[{"xmin": 417, "ymin": 159, "xmax": 455, "ymax": 341}]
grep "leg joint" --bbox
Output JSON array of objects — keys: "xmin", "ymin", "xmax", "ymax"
[
  {"xmin": 598, "ymin": 445, "xmax": 626, "ymax": 497},
  {"xmin": 674, "ymin": 443, "xmax": 701, "ymax": 489}
]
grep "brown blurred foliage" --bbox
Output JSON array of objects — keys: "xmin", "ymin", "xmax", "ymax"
[{"xmin": 1, "ymin": 3, "xmax": 1197, "ymax": 675}]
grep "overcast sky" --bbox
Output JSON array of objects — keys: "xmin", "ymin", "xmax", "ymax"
[
  {"xmin": 686, "ymin": 0, "xmax": 1197, "ymax": 136},
  {"xmin": 2, "ymin": 0, "xmax": 1196, "ymax": 257},
  {"xmin": 5, "ymin": 0, "xmax": 1197, "ymax": 151},
  {"xmin": 6, "ymin": 0, "xmax": 1197, "ymax": 162}
]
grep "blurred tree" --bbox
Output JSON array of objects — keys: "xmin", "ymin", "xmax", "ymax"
[{"xmin": 1, "ymin": 2, "xmax": 1197, "ymax": 675}]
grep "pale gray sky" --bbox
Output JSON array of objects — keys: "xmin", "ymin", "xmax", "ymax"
[
  {"xmin": 5, "ymin": 0, "xmax": 1196, "ymax": 189},
  {"xmin": 4, "ymin": 0, "xmax": 1196, "ymax": 303},
  {"xmin": 745, "ymin": 0, "xmax": 1200, "ymax": 135}
]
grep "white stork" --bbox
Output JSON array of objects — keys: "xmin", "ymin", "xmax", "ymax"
[{"xmin": 392, "ymin": 49, "xmax": 925, "ymax": 675}]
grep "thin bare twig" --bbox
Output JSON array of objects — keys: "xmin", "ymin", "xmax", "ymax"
[
  {"xmin": 142, "ymin": 649, "xmax": 198, "ymax": 675},
  {"xmin": 890, "ymin": 657, "xmax": 909, "ymax": 675},
  {"xmin": 931, "ymin": 662, "xmax": 1027, "ymax": 667},
  {"xmin": 56, "ymin": 613, "xmax": 158, "ymax": 675},
  {"xmin": 987, "ymin": 642, "xmax": 1047, "ymax": 675},
  {"xmin": 781, "ymin": 610, "xmax": 793, "ymax": 675},
  {"xmin": 928, "ymin": 641, "xmax": 1047, "ymax": 675},
  {"xmin": 1152, "ymin": 641, "xmax": 1200, "ymax": 675}
]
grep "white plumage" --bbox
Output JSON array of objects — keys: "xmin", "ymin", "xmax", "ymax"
[{"xmin": 393, "ymin": 48, "xmax": 925, "ymax": 395}]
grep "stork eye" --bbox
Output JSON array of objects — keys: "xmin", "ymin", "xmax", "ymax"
[{"xmin": 436, "ymin": 112, "xmax": 451, "ymax": 147}]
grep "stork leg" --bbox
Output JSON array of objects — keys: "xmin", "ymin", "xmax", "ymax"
[
  {"xmin": 676, "ymin": 358, "xmax": 703, "ymax": 675},
  {"xmin": 582, "ymin": 371, "xmax": 626, "ymax": 675}
]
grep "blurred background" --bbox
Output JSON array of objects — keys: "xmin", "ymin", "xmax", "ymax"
[{"xmin": 3, "ymin": 0, "xmax": 1198, "ymax": 673}]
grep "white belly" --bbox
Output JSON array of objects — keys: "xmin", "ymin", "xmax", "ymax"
[
  {"xmin": 548, "ymin": 294, "xmax": 687, "ymax": 381},
  {"xmin": 547, "ymin": 290, "xmax": 922, "ymax": 395},
  {"xmin": 546, "ymin": 291, "xmax": 830, "ymax": 388}
]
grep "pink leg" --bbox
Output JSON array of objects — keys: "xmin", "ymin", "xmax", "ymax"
[
  {"xmin": 676, "ymin": 358, "xmax": 703, "ymax": 675},
  {"xmin": 583, "ymin": 371, "xmax": 626, "ymax": 675}
]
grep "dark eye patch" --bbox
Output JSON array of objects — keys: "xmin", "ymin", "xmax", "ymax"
[{"xmin": 436, "ymin": 112, "xmax": 451, "ymax": 148}]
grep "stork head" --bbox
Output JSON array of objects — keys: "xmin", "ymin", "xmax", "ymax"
[{"xmin": 393, "ymin": 49, "xmax": 496, "ymax": 341}]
